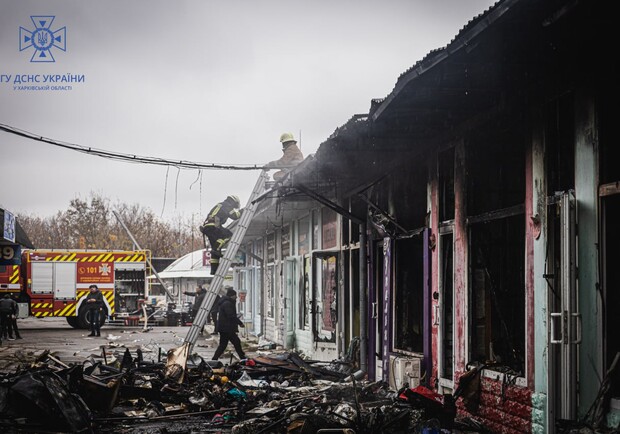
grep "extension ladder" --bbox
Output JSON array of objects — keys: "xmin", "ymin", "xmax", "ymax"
[{"xmin": 184, "ymin": 170, "xmax": 268, "ymax": 350}]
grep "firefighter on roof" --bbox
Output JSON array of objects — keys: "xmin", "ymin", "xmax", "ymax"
[
  {"xmin": 265, "ymin": 132, "xmax": 304, "ymax": 181},
  {"xmin": 200, "ymin": 195, "xmax": 241, "ymax": 275}
]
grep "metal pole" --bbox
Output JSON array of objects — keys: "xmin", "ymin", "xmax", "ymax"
[{"xmin": 112, "ymin": 210, "xmax": 174, "ymax": 301}]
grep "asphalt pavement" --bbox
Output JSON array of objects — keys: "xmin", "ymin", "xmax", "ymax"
[{"xmin": 0, "ymin": 317, "xmax": 259, "ymax": 372}]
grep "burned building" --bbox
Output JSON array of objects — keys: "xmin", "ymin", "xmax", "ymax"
[{"xmin": 233, "ymin": 0, "xmax": 618, "ymax": 432}]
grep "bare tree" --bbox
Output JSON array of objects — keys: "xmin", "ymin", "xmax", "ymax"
[{"xmin": 17, "ymin": 192, "xmax": 197, "ymax": 258}]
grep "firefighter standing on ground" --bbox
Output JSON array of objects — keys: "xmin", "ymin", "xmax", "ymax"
[
  {"xmin": 212, "ymin": 287, "xmax": 246, "ymax": 361},
  {"xmin": 265, "ymin": 132, "xmax": 304, "ymax": 181},
  {"xmin": 0, "ymin": 294, "xmax": 18, "ymax": 341},
  {"xmin": 200, "ymin": 195, "xmax": 241, "ymax": 275},
  {"xmin": 10, "ymin": 295, "xmax": 21, "ymax": 339},
  {"xmin": 85, "ymin": 284, "xmax": 104, "ymax": 337},
  {"xmin": 209, "ymin": 294, "xmax": 221, "ymax": 332}
]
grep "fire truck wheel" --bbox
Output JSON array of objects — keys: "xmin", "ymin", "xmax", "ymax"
[
  {"xmin": 78, "ymin": 308, "xmax": 108, "ymax": 329},
  {"xmin": 66, "ymin": 317, "xmax": 80, "ymax": 328}
]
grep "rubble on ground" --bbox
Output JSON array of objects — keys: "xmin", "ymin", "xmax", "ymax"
[{"xmin": 0, "ymin": 346, "xmax": 487, "ymax": 433}]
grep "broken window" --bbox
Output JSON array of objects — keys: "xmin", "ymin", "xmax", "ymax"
[
  {"xmin": 313, "ymin": 253, "xmax": 338, "ymax": 343},
  {"xmin": 281, "ymin": 225, "xmax": 290, "ymax": 257},
  {"xmin": 352, "ymin": 196, "xmax": 366, "ymax": 244},
  {"xmin": 342, "ymin": 249, "xmax": 360, "ymax": 352},
  {"xmin": 374, "ymin": 241, "xmax": 385, "ymax": 361},
  {"xmin": 469, "ymin": 215, "xmax": 525, "ymax": 373},
  {"xmin": 255, "ymin": 265, "xmax": 263, "ymax": 324},
  {"xmin": 267, "ymin": 233, "xmax": 276, "ymax": 263},
  {"xmin": 237, "ymin": 269, "xmax": 250, "ymax": 318},
  {"xmin": 266, "ymin": 264, "xmax": 275, "ymax": 319},
  {"xmin": 300, "ymin": 256, "xmax": 311, "ymax": 330},
  {"xmin": 439, "ymin": 232, "xmax": 454, "ymax": 381},
  {"xmin": 312, "ymin": 209, "xmax": 320, "ymax": 249},
  {"xmin": 439, "ymin": 147, "xmax": 455, "ymax": 222},
  {"xmin": 389, "ymin": 162, "xmax": 428, "ymax": 230},
  {"xmin": 467, "ymin": 133, "xmax": 524, "ymax": 216},
  {"xmin": 393, "ymin": 236, "xmax": 424, "ymax": 354},
  {"xmin": 545, "ymin": 93, "xmax": 575, "ymax": 193},
  {"xmin": 252, "ymin": 239, "xmax": 263, "ymax": 267},
  {"xmin": 602, "ymin": 195, "xmax": 620, "ymax": 397},
  {"xmin": 298, "ymin": 216, "xmax": 310, "ymax": 256},
  {"xmin": 322, "ymin": 208, "xmax": 338, "ymax": 249}
]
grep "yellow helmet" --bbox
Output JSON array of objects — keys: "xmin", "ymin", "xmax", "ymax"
[{"xmin": 279, "ymin": 132, "xmax": 296, "ymax": 144}]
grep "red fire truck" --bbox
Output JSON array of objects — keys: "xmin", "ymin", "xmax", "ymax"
[{"xmin": 0, "ymin": 249, "xmax": 151, "ymax": 328}]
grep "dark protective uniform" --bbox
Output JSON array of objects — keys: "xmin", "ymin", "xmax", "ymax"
[
  {"xmin": 209, "ymin": 295, "xmax": 221, "ymax": 330},
  {"xmin": 185, "ymin": 288, "xmax": 206, "ymax": 320},
  {"xmin": 0, "ymin": 295, "xmax": 18, "ymax": 340},
  {"xmin": 200, "ymin": 196, "xmax": 241, "ymax": 274},
  {"xmin": 85, "ymin": 288, "xmax": 104, "ymax": 336},
  {"xmin": 212, "ymin": 295, "xmax": 245, "ymax": 360},
  {"xmin": 10, "ymin": 296, "xmax": 21, "ymax": 339}
]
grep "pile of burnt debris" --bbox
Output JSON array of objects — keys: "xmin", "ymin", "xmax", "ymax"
[{"xmin": 0, "ymin": 347, "xmax": 486, "ymax": 434}]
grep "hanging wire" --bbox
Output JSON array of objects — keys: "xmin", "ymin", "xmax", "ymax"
[
  {"xmin": 189, "ymin": 170, "xmax": 201, "ymax": 190},
  {"xmin": 161, "ymin": 166, "xmax": 170, "ymax": 218},
  {"xmin": 174, "ymin": 167, "xmax": 180, "ymax": 210},
  {"xmin": 0, "ymin": 122, "xmax": 266, "ymax": 171}
]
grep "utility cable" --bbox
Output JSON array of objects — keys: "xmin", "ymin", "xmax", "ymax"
[
  {"xmin": 0, "ymin": 122, "xmax": 266, "ymax": 170},
  {"xmin": 161, "ymin": 167, "xmax": 170, "ymax": 218}
]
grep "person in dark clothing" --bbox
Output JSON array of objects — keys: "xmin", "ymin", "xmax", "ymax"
[
  {"xmin": 199, "ymin": 195, "xmax": 241, "ymax": 275},
  {"xmin": 10, "ymin": 295, "xmax": 21, "ymax": 339},
  {"xmin": 184, "ymin": 286, "xmax": 207, "ymax": 334},
  {"xmin": 209, "ymin": 294, "xmax": 221, "ymax": 332},
  {"xmin": 0, "ymin": 294, "xmax": 18, "ymax": 341},
  {"xmin": 85, "ymin": 284, "xmax": 104, "ymax": 337},
  {"xmin": 212, "ymin": 288, "xmax": 245, "ymax": 361},
  {"xmin": 184, "ymin": 286, "xmax": 206, "ymax": 320}
]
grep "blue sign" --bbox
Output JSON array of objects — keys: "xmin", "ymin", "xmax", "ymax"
[
  {"xmin": 19, "ymin": 16, "xmax": 66, "ymax": 62},
  {"xmin": 2, "ymin": 210, "xmax": 15, "ymax": 243},
  {"xmin": 0, "ymin": 244, "xmax": 21, "ymax": 266}
]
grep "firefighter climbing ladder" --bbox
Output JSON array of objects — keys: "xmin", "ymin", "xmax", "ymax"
[{"xmin": 184, "ymin": 170, "xmax": 268, "ymax": 351}]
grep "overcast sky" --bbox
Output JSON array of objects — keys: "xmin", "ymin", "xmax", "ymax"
[{"xmin": 1, "ymin": 0, "xmax": 497, "ymax": 224}]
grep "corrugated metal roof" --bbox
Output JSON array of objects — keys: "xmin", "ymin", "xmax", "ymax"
[
  {"xmin": 374, "ymin": 0, "xmax": 514, "ymax": 121},
  {"xmin": 156, "ymin": 249, "xmax": 212, "ymax": 279}
]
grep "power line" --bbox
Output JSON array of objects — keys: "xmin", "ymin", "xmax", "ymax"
[{"xmin": 0, "ymin": 122, "xmax": 266, "ymax": 171}]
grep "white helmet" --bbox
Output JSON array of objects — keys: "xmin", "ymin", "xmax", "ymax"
[{"xmin": 279, "ymin": 132, "xmax": 296, "ymax": 144}]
